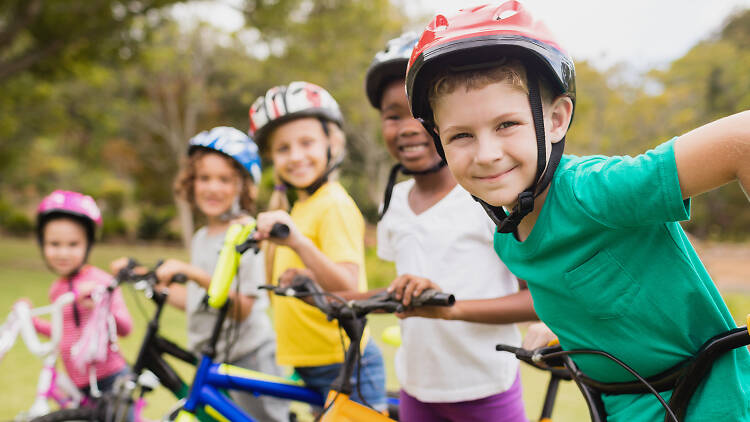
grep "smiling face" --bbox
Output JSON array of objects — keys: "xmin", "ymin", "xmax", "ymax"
[
  {"xmin": 42, "ymin": 218, "xmax": 88, "ymax": 277},
  {"xmin": 193, "ymin": 152, "xmax": 242, "ymax": 220},
  {"xmin": 268, "ymin": 117, "xmax": 329, "ymax": 190},
  {"xmin": 380, "ymin": 79, "xmax": 441, "ymax": 171},
  {"xmin": 433, "ymin": 80, "xmax": 570, "ymax": 208}
]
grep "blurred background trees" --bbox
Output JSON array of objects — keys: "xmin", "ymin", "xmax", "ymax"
[{"xmin": 1, "ymin": 2, "xmax": 748, "ymax": 242}]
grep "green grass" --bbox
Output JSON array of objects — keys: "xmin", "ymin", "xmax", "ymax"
[{"xmin": 1, "ymin": 236, "xmax": 749, "ymax": 421}]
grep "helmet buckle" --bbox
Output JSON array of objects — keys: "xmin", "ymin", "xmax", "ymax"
[{"xmin": 517, "ymin": 191, "xmax": 535, "ymax": 214}]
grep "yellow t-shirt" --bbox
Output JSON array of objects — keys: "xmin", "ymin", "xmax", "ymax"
[{"xmin": 272, "ymin": 182, "xmax": 369, "ymax": 367}]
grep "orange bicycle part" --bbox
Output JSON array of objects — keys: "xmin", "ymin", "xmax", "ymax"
[{"xmin": 319, "ymin": 390, "xmax": 394, "ymax": 422}]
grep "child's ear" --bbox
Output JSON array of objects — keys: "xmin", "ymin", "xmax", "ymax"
[{"xmin": 547, "ymin": 96, "xmax": 573, "ymax": 143}]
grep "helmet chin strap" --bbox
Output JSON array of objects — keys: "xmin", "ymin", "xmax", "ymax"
[
  {"xmin": 378, "ymin": 159, "xmax": 447, "ymax": 221},
  {"xmin": 420, "ymin": 71, "xmax": 565, "ymax": 234}
]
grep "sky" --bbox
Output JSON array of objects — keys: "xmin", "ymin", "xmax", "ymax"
[
  {"xmin": 173, "ymin": 0, "xmax": 750, "ymax": 72},
  {"xmin": 400, "ymin": 0, "xmax": 750, "ymax": 72}
]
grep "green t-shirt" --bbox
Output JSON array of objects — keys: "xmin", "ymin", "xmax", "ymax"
[{"xmin": 494, "ymin": 139, "xmax": 750, "ymax": 421}]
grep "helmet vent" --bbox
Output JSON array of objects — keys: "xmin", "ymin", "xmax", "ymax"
[
  {"xmin": 496, "ymin": 9, "xmax": 519, "ymax": 20},
  {"xmin": 433, "ymin": 14, "xmax": 448, "ymax": 31}
]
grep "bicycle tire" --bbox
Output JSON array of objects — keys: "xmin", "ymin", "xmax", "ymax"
[{"xmin": 30, "ymin": 407, "xmax": 104, "ymax": 422}]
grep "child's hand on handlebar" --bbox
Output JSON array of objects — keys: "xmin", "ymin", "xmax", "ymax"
[
  {"xmin": 278, "ymin": 268, "xmax": 316, "ymax": 289},
  {"xmin": 522, "ymin": 322, "xmax": 558, "ymax": 350},
  {"xmin": 75, "ymin": 281, "xmax": 98, "ymax": 309},
  {"xmin": 109, "ymin": 257, "xmax": 132, "ymax": 276},
  {"xmin": 277, "ymin": 269, "xmax": 318, "ymax": 306},
  {"xmin": 387, "ymin": 274, "xmax": 440, "ymax": 306},
  {"xmin": 388, "ymin": 274, "xmax": 453, "ymax": 320},
  {"xmin": 13, "ymin": 297, "xmax": 32, "ymax": 308},
  {"xmin": 155, "ymin": 259, "xmax": 192, "ymax": 288},
  {"xmin": 255, "ymin": 211, "xmax": 302, "ymax": 248}
]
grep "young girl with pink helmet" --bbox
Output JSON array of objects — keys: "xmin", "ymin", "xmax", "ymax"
[{"xmin": 32, "ymin": 190, "xmax": 133, "ymax": 398}]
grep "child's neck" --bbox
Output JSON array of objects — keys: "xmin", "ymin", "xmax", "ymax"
[
  {"xmin": 408, "ymin": 165, "xmax": 457, "ymax": 215},
  {"xmin": 296, "ymin": 189, "xmax": 310, "ymax": 201},
  {"xmin": 295, "ymin": 179, "xmax": 331, "ymax": 202},
  {"xmin": 206, "ymin": 217, "xmax": 231, "ymax": 235}
]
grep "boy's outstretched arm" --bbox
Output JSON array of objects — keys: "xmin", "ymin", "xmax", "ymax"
[
  {"xmin": 407, "ymin": 290, "xmax": 538, "ymax": 324},
  {"xmin": 390, "ymin": 274, "xmax": 538, "ymax": 324},
  {"xmin": 674, "ymin": 110, "xmax": 750, "ymax": 200}
]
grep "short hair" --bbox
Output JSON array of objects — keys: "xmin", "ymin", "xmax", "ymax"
[{"xmin": 427, "ymin": 58, "xmax": 554, "ymax": 116}]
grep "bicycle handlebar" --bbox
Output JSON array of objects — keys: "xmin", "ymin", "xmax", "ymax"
[
  {"xmin": 495, "ymin": 343, "xmax": 571, "ymax": 379},
  {"xmin": 0, "ymin": 292, "xmax": 76, "ymax": 360},
  {"xmin": 235, "ymin": 223, "xmax": 289, "ymax": 254},
  {"xmin": 260, "ymin": 275, "xmax": 455, "ymax": 320},
  {"xmin": 208, "ymin": 222, "xmax": 289, "ymax": 309},
  {"xmin": 498, "ymin": 324, "xmax": 750, "ymax": 422},
  {"xmin": 115, "ymin": 260, "xmax": 187, "ymax": 288}
]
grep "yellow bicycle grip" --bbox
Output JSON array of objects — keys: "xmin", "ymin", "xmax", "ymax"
[{"xmin": 207, "ymin": 222, "xmax": 256, "ymax": 309}]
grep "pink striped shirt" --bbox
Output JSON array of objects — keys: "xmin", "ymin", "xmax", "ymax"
[{"xmin": 34, "ymin": 265, "xmax": 132, "ymax": 388}]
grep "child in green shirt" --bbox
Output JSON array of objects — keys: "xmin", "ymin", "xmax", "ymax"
[{"xmin": 405, "ymin": 1, "xmax": 750, "ymax": 421}]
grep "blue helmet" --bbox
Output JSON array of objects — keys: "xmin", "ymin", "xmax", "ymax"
[{"xmin": 188, "ymin": 126, "xmax": 262, "ymax": 184}]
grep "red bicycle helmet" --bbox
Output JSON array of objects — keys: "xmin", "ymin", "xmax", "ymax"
[
  {"xmin": 405, "ymin": 1, "xmax": 575, "ymax": 233},
  {"xmin": 406, "ymin": 0, "xmax": 575, "ymax": 125}
]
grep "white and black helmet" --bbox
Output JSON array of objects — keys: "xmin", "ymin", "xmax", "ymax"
[
  {"xmin": 248, "ymin": 81, "xmax": 343, "ymax": 148},
  {"xmin": 365, "ymin": 32, "xmax": 420, "ymax": 109}
]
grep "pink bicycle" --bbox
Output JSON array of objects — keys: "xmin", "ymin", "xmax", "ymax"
[{"xmin": 0, "ymin": 292, "xmax": 88, "ymax": 421}]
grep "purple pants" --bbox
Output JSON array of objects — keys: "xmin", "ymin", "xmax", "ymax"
[{"xmin": 399, "ymin": 371, "xmax": 528, "ymax": 422}]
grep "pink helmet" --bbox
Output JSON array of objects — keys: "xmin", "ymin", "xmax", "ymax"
[{"xmin": 36, "ymin": 190, "xmax": 102, "ymax": 244}]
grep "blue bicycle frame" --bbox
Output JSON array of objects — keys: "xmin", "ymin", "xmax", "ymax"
[
  {"xmin": 180, "ymin": 355, "xmax": 324, "ymax": 422},
  {"xmin": 177, "ymin": 301, "xmax": 324, "ymax": 422}
]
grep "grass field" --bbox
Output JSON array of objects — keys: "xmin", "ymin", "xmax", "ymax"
[{"xmin": 1, "ymin": 236, "xmax": 748, "ymax": 421}]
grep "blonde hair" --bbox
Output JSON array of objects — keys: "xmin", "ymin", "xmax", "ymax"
[
  {"xmin": 428, "ymin": 58, "xmax": 554, "ymax": 114},
  {"xmin": 174, "ymin": 149, "xmax": 257, "ymax": 215}
]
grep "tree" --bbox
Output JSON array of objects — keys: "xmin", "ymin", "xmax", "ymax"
[
  {"xmin": 240, "ymin": 0, "xmax": 407, "ymax": 217},
  {"xmin": 121, "ymin": 22, "xmax": 267, "ymax": 245},
  {"xmin": 0, "ymin": 0, "xmax": 183, "ymax": 83}
]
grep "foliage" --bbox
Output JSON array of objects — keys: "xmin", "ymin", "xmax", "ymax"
[
  {"xmin": 0, "ymin": 4, "xmax": 748, "ymax": 239},
  {"xmin": 2, "ymin": 211, "xmax": 34, "ymax": 236},
  {"xmin": 0, "ymin": 0, "xmax": 183, "ymax": 83},
  {"xmin": 136, "ymin": 206, "xmax": 178, "ymax": 241}
]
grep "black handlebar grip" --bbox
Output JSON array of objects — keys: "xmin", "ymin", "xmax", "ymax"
[
  {"xmin": 171, "ymin": 273, "xmax": 188, "ymax": 284},
  {"xmin": 235, "ymin": 240, "xmax": 255, "ymax": 254},
  {"xmin": 270, "ymin": 223, "xmax": 290, "ymax": 239},
  {"xmin": 411, "ymin": 289, "xmax": 455, "ymax": 307},
  {"xmin": 496, "ymin": 343, "xmax": 522, "ymax": 354}
]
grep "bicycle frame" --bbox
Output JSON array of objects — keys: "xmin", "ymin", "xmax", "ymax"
[
  {"xmin": 316, "ymin": 316, "xmax": 394, "ymax": 422},
  {"xmin": 105, "ymin": 273, "xmax": 203, "ymax": 422},
  {"xmin": 175, "ymin": 223, "xmax": 396, "ymax": 422},
  {"xmin": 499, "ymin": 322, "xmax": 750, "ymax": 422},
  {"xmin": 130, "ymin": 282, "xmax": 197, "ymax": 398},
  {"xmin": 174, "ymin": 303, "xmax": 324, "ymax": 422},
  {"xmin": 1, "ymin": 293, "xmax": 86, "ymax": 419},
  {"xmin": 318, "ymin": 391, "xmax": 393, "ymax": 422}
]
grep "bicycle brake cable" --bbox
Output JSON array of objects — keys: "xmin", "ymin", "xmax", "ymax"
[{"xmin": 544, "ymin": 349, "xmax": 678, "ymax": 422}]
